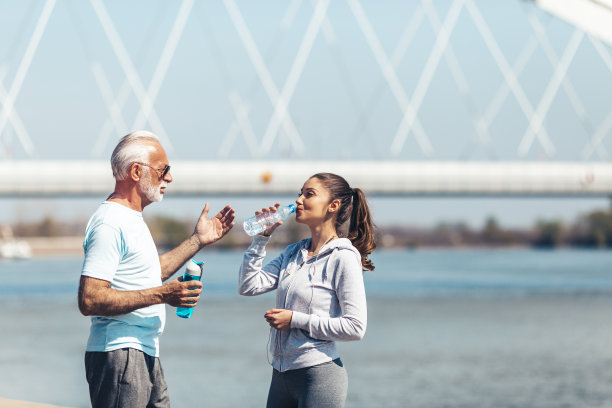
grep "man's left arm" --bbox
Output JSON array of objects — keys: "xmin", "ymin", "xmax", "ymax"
[{"xmin": 159, "ymin": 203, "xmax": 235, "ymax": 281}]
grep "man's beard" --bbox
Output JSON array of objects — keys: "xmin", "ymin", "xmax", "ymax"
[{"xmin": 140, "ymin": 169, "xmax": 166, "ymax": 203}]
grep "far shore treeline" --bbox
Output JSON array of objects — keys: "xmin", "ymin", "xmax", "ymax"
[{"xmin": 5, "ymin": 205, "xmax": 612, "ymax": 250}]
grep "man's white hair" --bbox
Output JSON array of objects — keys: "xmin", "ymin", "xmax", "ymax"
[{"xmin": 110, "ymin": 130, "xmax": 160, "ymax": 181}]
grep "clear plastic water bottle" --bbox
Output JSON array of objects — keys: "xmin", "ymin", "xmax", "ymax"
[
  {"xmin": 243, "ymin": 204, "xmax": 297, "ymax": 236},
  {"xmin": 176, "ymin": 260, "xmax": 204, "ymax": 319}
]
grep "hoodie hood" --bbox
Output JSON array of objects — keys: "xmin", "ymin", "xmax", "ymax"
[{"xmin": 297, "ymin": 237, "xmax": 362, "ymax": 265}]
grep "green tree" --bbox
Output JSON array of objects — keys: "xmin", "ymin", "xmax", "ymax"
[
  {"xmin": 147, "ymin": 215, "xmax": 191, "ymax": 250},
  {"xmin": 482, "ymin": 216, "xmax": 501, "ymax": 242},
  {"xmin": 585, "ymin": 210, "xmax": 612, "ymax": 248},
  {"xmin": 37, "ymin": 215, "xmax": 61, "ymax": 237},
  {"xmin": 533, "ymin": 220, "xmax": 564, "ymax": 248}
]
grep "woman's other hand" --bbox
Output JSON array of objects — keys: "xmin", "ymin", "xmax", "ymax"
[{"xmin": 264, "ymin": 308, "xmax": 293, "ymax": 330}]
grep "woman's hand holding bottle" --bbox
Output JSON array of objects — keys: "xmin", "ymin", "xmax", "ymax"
[
  {"xmin": 256, "ymin": 203, "xmax": 282, "ymax": 236},
  {"xmin": 242, "ymin": 202, "xmax": 292, "ymax": 236}
]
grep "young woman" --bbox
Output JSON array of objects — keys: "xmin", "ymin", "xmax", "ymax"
[{"xmin": 239, "ymin": 172, "xmax": 376, "ymax": 408}]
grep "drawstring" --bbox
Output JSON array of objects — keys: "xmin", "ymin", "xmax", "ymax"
[
  {"xmin": 307, "ymin": 235, "xmax": 336, "ymax": 315},
  {"xmin": 267, "ymin": 326, "xmax": 279, "ymax": 365}
]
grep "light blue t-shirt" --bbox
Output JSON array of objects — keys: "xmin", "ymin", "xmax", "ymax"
[{"xmin": 81, "ymin": 201, "xmax": 165, "ymax": 357}]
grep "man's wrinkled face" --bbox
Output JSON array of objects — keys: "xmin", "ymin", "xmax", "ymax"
[
  {"xmin": 137, "ymin": 141, "xmax": 172, "ymax": 204},
  {"xmin": 139, "ymin": 168, "xmax": 166, "ymax": 202}
]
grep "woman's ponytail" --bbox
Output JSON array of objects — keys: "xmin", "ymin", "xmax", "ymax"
[{"xmin": 348, "ymin": 188, "xmax": 376, "ymax": 271}]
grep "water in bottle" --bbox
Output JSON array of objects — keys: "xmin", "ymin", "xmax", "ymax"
[
  {"xmin": 243, "ymin": 204, "xmax": 297, "ymax": 236},
  {"xmin": 176, "ymin": 260, "xmax": 204, "ymax": 319}
]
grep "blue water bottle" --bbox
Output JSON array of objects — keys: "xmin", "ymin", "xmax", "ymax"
[{"xmin": 176, "ymin": 260, "xmax": 204, "ymax": 319}]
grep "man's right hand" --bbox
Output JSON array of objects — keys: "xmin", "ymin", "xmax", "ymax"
[
  {"xmin": 78, "ymin": 275, "xmax": 203, "ymax": 317},
  {"xmin": 161, "ymin": 278, "xmax": 203, "ymax": 308}
]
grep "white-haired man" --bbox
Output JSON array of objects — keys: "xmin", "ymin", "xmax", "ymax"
[{"xmin": 78, "ymin": 130, "xmax": 235, "ymax": 407}]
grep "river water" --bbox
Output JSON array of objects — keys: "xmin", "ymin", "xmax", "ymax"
[{"xmin": 1, "ymin": 249, "xmax": 612, "ymax": 407}]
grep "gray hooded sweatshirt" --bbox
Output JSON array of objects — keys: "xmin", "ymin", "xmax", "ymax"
[{"xmin": 239, "ymin": 235, "xmax": 367, "ymax": 372}]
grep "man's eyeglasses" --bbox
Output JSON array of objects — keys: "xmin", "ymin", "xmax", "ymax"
[{"xmin": 134, "ymin": 162, "xmax": 171, "ymax": 179}]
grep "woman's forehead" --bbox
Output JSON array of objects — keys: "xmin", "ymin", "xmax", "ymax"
[{"xmin": 302, "ymin": 178, "xmax": 325, "ymax": 190}]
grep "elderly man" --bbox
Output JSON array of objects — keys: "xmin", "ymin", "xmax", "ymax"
[{"xmin": 78, "ymin": 130, "xmax": 234, "ymax": 408}]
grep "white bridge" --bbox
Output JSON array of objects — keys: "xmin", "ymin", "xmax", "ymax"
[{"xmin": 1, "ymin": 161, "xmax": 611, "ymax": 197}]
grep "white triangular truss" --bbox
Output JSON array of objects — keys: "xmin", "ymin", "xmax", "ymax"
[{"xmin": 0, "ymin": 0, "xmax": 611, "ymax": 160}]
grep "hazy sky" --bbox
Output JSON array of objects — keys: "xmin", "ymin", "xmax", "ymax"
[{"xmin": 0, "ymin": 0, "xmax": 610, "ymax": 227}]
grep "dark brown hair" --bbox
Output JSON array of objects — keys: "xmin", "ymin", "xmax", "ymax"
[{"xmin": 310, "ymin": 173, "xmax": 376, "ymax": 271}]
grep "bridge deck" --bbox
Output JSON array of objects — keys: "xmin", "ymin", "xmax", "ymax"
[{"xmin": 0, "ymin": 161, "xmax": 611, "ymax": 197}]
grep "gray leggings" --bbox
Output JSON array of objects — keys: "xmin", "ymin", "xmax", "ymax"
[{"xmin": 266, "ymin": 359, "xmax": 348, "ymax": 408}]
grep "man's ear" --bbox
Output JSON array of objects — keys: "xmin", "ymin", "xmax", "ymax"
[
  {"xmin": 328, "ymin": 199, "xmax": 341, "ymax": 213},
  {"xmin": 129, "ymin": 163, "xmax": 142, "ymax": 182}
]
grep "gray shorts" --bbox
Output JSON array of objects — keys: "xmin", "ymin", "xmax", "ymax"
[
  {"xmin": 266, "ymin": 359, "xmax": 348, "ymax": 408},
  {"xmin": 85, "ymin": 348, "xmax": 170, "ymax": 408}
]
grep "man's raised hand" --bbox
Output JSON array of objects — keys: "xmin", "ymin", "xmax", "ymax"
[{"xmin": 194, "ymin": 204, "xmax": 235, "ymax": 247}]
